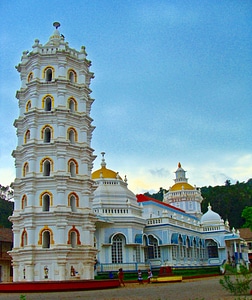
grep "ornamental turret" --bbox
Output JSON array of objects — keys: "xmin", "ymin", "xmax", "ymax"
[
  {"xmin": 163, "ymin": 163, "xmax": 203, "ymax": 218},
  {"xmin": 9, "ymin": 23, "xmax": 97, "ymax": 282}
]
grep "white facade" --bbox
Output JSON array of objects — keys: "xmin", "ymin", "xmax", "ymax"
[{"xmin": 9, "ymin": 23, "xmax": 97, "ymax": 282}]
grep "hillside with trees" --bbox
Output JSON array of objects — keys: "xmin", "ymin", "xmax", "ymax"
[{"xmin": 0, "ymin": 184, "xmax": 14, "ymax": 229}]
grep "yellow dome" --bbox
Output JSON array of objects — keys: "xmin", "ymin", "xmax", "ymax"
[
  {"xmin": 92, "ymin": 166, "xmax": 122, "ymax": 180},
  {"xmin": 170, "ymin": 182, "xmax": 195, "ymax": 191}
]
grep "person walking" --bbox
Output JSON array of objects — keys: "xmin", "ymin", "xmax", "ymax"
[
  {"xmin": 147, "ymin": 269, "xmax": 153, "ymax": 283},
  {"xmin": 118, "ymin": 268, "xmax": 125, "ymax": 287},
  {"xmin": 137, "ymin": 269, "xmax": 143, "ymax": 284}
]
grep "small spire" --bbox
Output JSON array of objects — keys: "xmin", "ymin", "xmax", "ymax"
[
  {"xmin": 53, "ymin": 22, "xmax": 60, "ymax": 29},
  {"xmin": 178, "ymin": 162, "xmax": 181, "ymax": 168},
  {"xmin": 100, "ymin": 152, "xmax": 106, "ymax": 168}
]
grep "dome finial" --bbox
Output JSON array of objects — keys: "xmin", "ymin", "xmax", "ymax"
[
  {"xmin": 53, "ymin": 22, "xmax": 60, "ymax": 29},
  {"xmin": 101, "ymin": 152, "xmax": 106, "ymax": 168},
  {"xmin": 178, "ymin": 162, "xmax": 181, "ymax": 168}
]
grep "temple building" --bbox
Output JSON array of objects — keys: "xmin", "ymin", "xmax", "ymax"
[
  {"xmin": 91, "ymin": 156, "xmax": 249, "ymax": 273},
  {"xmin": 9, "ymin": 23, "xmax": 249, "ymax": 282}
]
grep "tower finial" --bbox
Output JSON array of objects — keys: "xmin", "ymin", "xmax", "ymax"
[
  {"xmin": 101, "ymin": 152, "xmax": 106, "ymax": 168},
  {"xmin": 178, "ymin": 162, "xmax": 181, "ymax": 168},
  {"xmin": 53, "ymin": 22, "xmax": 60, "ymax": 29}
]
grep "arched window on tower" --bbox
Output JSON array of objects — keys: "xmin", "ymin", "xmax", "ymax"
[
  {"xmin": 45, "ymin": 68, "xmax": 53, "ymax": 82},
  {"xmin": 42, "ymin": 231, "xmax": 50, "ymax": 248},
  {"xmin": 68, "ymin": 69, "xmax": 77, "ymax": 83},
  {"xmin": 40, "ymin": 157, "xmax": 53, "ymax": 176},
  {"xmin": 27, "ymin": 72, "xmax": 33, "ymax": 82},
  {"xmin": 23, "ymin": 162, "xmax": 29, "ymax": 177},
  {"xmin": 67, "ymin": 226, "xmax": 81, "ymax": 247},
  {"xmin": 26, "ymin": 100, "xmax": 32, "ymax": 112},
  {"xmin": 24, "ymin": 130, "xmax": 30, "ymax": 144},
  {"xmin": 68, "ymin": 97, "xmax": 77, "ymax": 112},
  {"xmin": 70, "ymin": 161, "xmax": 76, "ymax": 177},
  {"xmin": 43, "ymin": 160, "xmax": 51, "ymax": 176},
  {"xmin": 21, "ymin": 229, "xmax": 28, "ymax": 247},
  {"xmin": 70, "ymin": 231, "xmax": 77, "ymax": 248},
  {"xmin": 21, "ymin": 195, "xmax": 27, "ymax": 209},
  {"xmin": 44, "ymin": 127, "xmax": 51, "ymax": 143},
  {"xmin": 70, "ymin": 195, "xmax": 77, "ymax": 212},
  {"xmin": 68, "ymin": 159, "xmax": 78, "ymax": 177},
  {"xmin": 68, "ymin": 192, "xmax": 79, "ymax": 212},
  {"xmin": 68, "ymin": 127, "xmax": 77, "ymax": 144},
  {"xmin": 44, "ymin": 96, "xmax": 52, "ymax": 111},
  {"xmin": 111, "ymin": 234, "xmax": 125, "ymax": 263},
  {"xmin": 42, "ymin": 194, "xmax": 50, "ymax": 211}
]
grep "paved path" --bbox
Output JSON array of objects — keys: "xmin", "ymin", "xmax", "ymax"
[{"xmin": 0, "ymin": 276, "xmax": 251, "ymax": 300}]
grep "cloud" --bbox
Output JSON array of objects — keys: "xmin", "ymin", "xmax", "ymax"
[{"xmin": 149, "ymin": 168, "xmax": 170, "ymax": 178}]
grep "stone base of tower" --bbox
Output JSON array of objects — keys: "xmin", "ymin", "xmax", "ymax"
[{"xmin": 9, "ymin": 247, "xmax": 97, "ymax": 282}]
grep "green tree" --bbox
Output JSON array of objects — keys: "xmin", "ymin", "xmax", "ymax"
[
  {"xmin": 0, "ymin": 184, "xmax": 14, "ymax": 228},
  {"xmin": 242, "ymin": 206, "xmax": 252, "ymax": 230}
]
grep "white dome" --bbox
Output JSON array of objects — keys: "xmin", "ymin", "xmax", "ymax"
[{"xmin": 201, "ymin": 204, "xmax": 221, "ymax": 224}]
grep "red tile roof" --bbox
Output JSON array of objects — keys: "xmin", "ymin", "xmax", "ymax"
[
  {"xmin": 136, "ymin": 194, "xmax": 185, "ymax": 213},
  {"xmin": 239, "ymin": 228, "xmax": 252, "ymax": 240},
  {"xmin": 0, "ymin": 228, "xmax": 13, "ymax": 242}
]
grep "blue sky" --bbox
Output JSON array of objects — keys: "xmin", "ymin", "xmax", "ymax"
[{"xmin": 0, "ymin": 1, "xmax": 251, "ymax": 194}]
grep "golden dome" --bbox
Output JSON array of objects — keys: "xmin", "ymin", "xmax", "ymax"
[
  {"xmin": 170, "ymin": 182, "xmax": 195, "ymax": 191},
  {"xmin": 92, "ymin": 166, "xmax": 122, "ymax": 180}
]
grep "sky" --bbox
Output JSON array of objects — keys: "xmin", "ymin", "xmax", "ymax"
[{"xmin": 0, "ymin": 1, "xmax": 251, "ymax": 194}]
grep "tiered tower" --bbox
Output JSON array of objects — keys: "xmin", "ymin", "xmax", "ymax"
[
  {"xmin": 163, "ymin": 163, "xmax": 203, "ymax": 218},
  {"xmin": 9, "ymin": 23, "xmax": 97, "ymax": 281}
]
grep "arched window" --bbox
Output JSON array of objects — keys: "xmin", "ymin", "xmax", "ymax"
[
  {"xmin": 45, "ymin": 96, "xmax": 52, "ymax": 111},
  {"xmin": 68, "ymin": 127, "xmax": 77, "ymax": 144},
  {"xmin": 68, "ymin": 193, "xmax": 79, "ymax": 212},
  {"xmin": 21, "ymin": 195, "xmax": 27, "ymax": 209},
  {"xmin": 43, "ymin": 160, "xmax": 51, "ymax": 176},
  {"xmin": 70, "ymin": 231, "xmax": 77, "ymax": 248},
  {"xmin": 38, "ymin": 226, "xmax": 54, "ymax": 247},
  {"xmin": 43, "ymin": 66, "xmax": 55, "ymax": 82},
  {"xmin": 67, "ymin": 226, "xmax": 81, "ymax": 247},
  {"xmin": 178, "ymin": 235, "xmax": 183, "ymax": 258},
  {"xmin": 24, "ymin": 130, "xmax": 30, "ymax": 144},
  {"xmin": 44, "ymin": 127, "xmax": 51, "ymax": 143},
  {"xmin": 111, "ymin": 234, "xmax": 125, "ymax": 263},
  {"xmin": 26, "ymin": 100, "xmax": 32, "ymax": 112},
  {"xmin": 27, "ymin": 72, "xmax": 33, "ymax": 82},
  {"xmin": 42, "ymin": 194, "xmax": 50, "ymax": 211},
  {"xmin": 70, "ymin": 195, "xmax": 76, "ymax": 212},
  {"xmin": 148, "ymin": 235, "xmax": 160, "ymax": 259},
  {"xmin": 42, "ymin": 231, "xmax": 50, "ymax": 248},
  {"xmin": 40, "ymin": 191, "xmax": 53, "ymax": 209},
  {"xmin": 206, "ymin": 240, "xmax": 218, "ymax": 258},
  {"xmin": 68, "ymin": 69, "xmax": 77, "ymax": 83},
  {"xmin": 45, "ymin": 68, "xmax": 52, "ymax": 81},
  {"xmin": 23, "ymin": 162, "xmax": 29, "ymax": 177},
  {"xmin": 68, "ymin": 97, "xmax": 77, "ymax": 112},
  {"xmin": 40, "ymin": 157, "xmax": 53, "ymax": 176},
  {"xmin": 21, "ymin": 229, "xmax": 28, "ymax": 247},
  {"xmin": 41, "ymin": 125, "xmax": 53, "ymax": 143},
  {"xmin": 42, "ymin": 94, "xmax": 54, "ymax": 111},
  {"xmin": 68, "ymin": 159, "xmax": 78, "ymax": 177}
]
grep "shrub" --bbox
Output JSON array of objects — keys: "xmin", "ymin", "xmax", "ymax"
[{"xmin": 219, "ymin": 265, "xmax": 252, "ymax": 296}]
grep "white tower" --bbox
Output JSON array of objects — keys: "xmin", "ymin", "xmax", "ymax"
[
  {"xmin": 9, "ymin": 23, "xmax": 97, "ymax": 282},
  {"xmin": 163, "ymin": 163, "xmax": 203, "ymax": 218}
]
